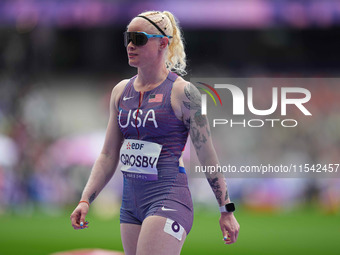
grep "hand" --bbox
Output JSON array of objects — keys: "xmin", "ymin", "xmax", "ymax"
[
  {"xmin": 219, "ymin": 212, "xmax": 240, "ymax": 244},
  {"xmin": 70, "ymin": 202, "xmax": 90, "ymax": 230}
]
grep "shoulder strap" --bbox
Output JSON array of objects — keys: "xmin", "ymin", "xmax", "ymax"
[{"xmin": 167, "ymin": 71, "xmax": 178, "ymax": 82}]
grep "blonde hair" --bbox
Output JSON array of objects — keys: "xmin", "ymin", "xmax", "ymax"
[{"xmin": 135, "ymin": 11, "xmax": 187, "ymax": 76}]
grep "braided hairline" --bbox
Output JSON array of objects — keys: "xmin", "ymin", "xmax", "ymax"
[{"xmin": 141, "ymin": 11, "xmax": 172, "ymax": 37}]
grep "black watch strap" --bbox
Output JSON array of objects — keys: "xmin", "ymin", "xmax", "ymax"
[{"xmin": 219, "ymin": 202, "xmax": 235, "ymax": 213}]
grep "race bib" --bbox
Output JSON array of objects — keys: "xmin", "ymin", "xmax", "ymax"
[{"xmin": 120, "ymin": 139, "xmax": 162, "ymax": 181}]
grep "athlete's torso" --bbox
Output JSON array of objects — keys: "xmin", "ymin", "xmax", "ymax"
[{"xmin": 117, "ymin": 71, "xmax": 189, "ymax": 178}]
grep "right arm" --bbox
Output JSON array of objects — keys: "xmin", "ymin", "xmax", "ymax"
[{"xmin": 70, "ymin": 80, "xmax": 128, "ymax": 230}]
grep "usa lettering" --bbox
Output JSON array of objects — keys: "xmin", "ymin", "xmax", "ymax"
[
  {"xmin": 118, "ymin": 109, "xmax": 158, "ymax": 128},
  {"xmin": 120, "ymin": 154, "xmax": 157, "ymax": 168}
]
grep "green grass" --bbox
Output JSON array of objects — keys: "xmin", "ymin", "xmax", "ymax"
[{"xmin": 0, "ymin": 207, "xmax": 339, "ymax": 255}]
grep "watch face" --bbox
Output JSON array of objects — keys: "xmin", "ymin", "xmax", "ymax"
[{"xmin": 226, "ymin": 203, "xmax": 235, "ymax": 212}]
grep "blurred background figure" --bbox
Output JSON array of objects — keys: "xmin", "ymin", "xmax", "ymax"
[{"xmin": 0, "ymin": 0, "xmax": 339, "ymax": 221}]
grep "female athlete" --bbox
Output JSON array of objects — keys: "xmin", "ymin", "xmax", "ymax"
[{"xmin": 70, "ymin": 10, "xmax": 239, "ymax": 255}]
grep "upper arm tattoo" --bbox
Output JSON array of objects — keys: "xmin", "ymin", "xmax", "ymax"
[
  {"xmin": 183, "ymin": 84, "xmax": 207, "ymax": 127},
  {"xmin": 183, "ymin": 83, "xmax": 210, "ymax": 151}
]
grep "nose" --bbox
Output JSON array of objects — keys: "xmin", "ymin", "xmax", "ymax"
[{"xmin": 127, "ymin": 40, "xmax": 136, "ymax": 49}]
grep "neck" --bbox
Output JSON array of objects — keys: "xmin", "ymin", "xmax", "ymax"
[{"xmin": 136, "ymin": 64, "xmax": 169, "ymax": 88}]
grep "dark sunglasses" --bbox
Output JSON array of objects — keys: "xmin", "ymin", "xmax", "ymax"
[{"xmin": 124, "ymin": 31, "xmax": 172, "ymax": 47}]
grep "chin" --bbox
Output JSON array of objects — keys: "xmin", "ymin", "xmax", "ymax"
[{"xmin": 128, "ymin": 60, "xmax": 139, "ymax": 68}]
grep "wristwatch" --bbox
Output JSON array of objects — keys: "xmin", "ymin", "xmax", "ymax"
[{"xmin": 219, "ymin": 202, "xmax": 235, "ymax": 213}]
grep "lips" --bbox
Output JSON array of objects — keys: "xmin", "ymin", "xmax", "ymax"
[{"xmin": 128, "ymin": 52, "xmax": 138, "ymax": 58}]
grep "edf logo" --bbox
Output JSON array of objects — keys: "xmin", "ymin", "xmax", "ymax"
[{"xmin": 127, "ymin": 142, "xmax": 145, "ymax": 150}]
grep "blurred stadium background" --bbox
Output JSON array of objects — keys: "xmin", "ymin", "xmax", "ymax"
[{"xmin": 0, "ymin": 0, "xmax": 340, "ymax": 254}]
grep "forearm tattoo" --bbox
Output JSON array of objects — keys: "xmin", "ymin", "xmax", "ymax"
[
  {"xmin": 206, "ymin": 174, "xmax": 230, "ymax": 205},
  {"xmin": 183, "ymin": 83, "xmax": 210, "ymax": 151},
  {"xmin": 89, "ymin": 191, "xmax": 97, "ymax": 204},
  {"xmin": 207, "ymin": 176, "xmax": 223, "ymax": 206},
  {"xmin": 225, "ymin": 188, "xmax": 229, "ymax": 201}
]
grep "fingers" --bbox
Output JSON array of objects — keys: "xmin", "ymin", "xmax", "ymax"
[
  {"xmin": 80, "ymin": 213, "xmax": 87, "ymax": 229},
  {"xmin": 220, "ymin": 213, "xmax": 240, "ymax": 245},
  {"xmin": 220, "ymin": 221, "xmax": 239, "ymax": 245},
  {"xmin": 70, "ymin": 210, "xmax": 79, "ymax": 229},
  {"xmin": 222, "ymin": 229, "xmax": 236, "ymax": 244},
  {"xmin": 71, "ymin": 213, "xmax": 90, "ymax": 230},
  {"xmin": 223, "ymin": 232, "xmax": 232, "ymax": 244},
  {"xmin": 80, "ymin": 221, "xmax": 89, "ymax": 230},
  {"xmin": 70, "ymin": 207, "xmax": 90, "ymax": 230},
  {"xmin": 223, "ymin": 230, "xmax": 236, "ymax": 244},
  {"xmin": 225, "ymin": 226, "xmax": 239, "ymax": 244},
  {"xmin": 221, "ymin": 228, "xmax": 229, "ymax": 242}
]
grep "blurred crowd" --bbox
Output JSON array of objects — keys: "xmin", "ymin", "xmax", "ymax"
[
  {"xmin": 0, "ymin": 71, "xmax": 122, "ymax": 216},
  {"xmin": 1, "ymin": 75, "xmax": 340, "ymax": 217}
]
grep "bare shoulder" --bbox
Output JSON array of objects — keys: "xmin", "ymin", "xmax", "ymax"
[
  {"xmin": 112, "ymin": 79, "xmax": 129, "ymax": 97},
  {"xmin": 172, "ymin": 76, "xmax": 188, "ymax": 100},
  {"xmin": 111, "ymin": 79, "xmax": 130, "ymax": 110},
  {"xmin": 170, "ymin": 76, "xmax": 188, "ymax": 120},
  {"xmin": 172, "ymin": 77, "xmax": 201, "ymax": 104},
  {"xmin": 171, "ymin": 76, "xmax": 202, "ymax": 121}
]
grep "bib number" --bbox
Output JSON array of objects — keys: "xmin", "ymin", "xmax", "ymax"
[{"xmin": 120, "ymin": 139, "xmax": 162, "ymax": 181}]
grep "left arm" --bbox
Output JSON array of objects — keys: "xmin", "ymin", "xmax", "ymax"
[
  {"xmin": 173, "ymin": 80, "xmax": 240, "ymax": 244},
  {"xmin": 182, "ymin": 82, "xmax": 228, "ymax": 206}
]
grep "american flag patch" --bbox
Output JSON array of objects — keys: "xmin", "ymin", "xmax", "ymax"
[{"xmin": 148, "ymin": 94, "xmax": 163, "ymax": 103}]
